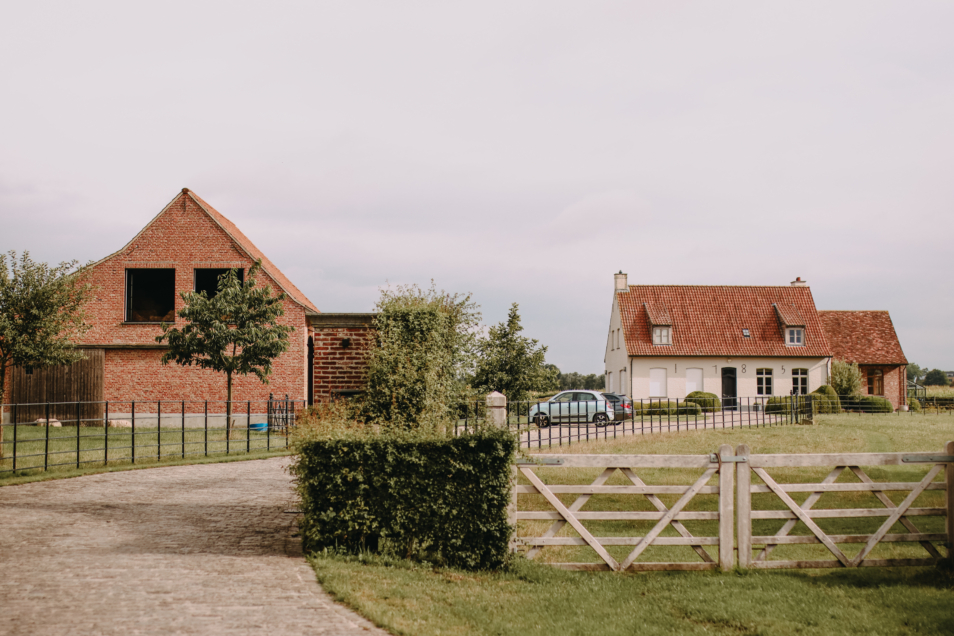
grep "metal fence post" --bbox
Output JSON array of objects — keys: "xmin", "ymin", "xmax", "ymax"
[
  {"xmin": 157, "ymin": 400, "xmax": 162, "ymax": 460},
  {"xmin": 946, "ymin": 440, "xmax": 954, "ymax": 566},
  {"xmin": 247, "ymin": 401, "xmax": 251, "ymax": 453},
  {"xmin": 718, "ymin": 443, "xmax": 735, "ymax": 571},
  {"xmin": 204, "ymin": 401, "xmax": 208, "ymax": 457},
  {"xmin": 131, "ymin": 401, "xmax": 136, "ymax": 465},
  {"xmin": 181, "ymin": 400, "xmax": 186, "ymax": 459},
  {"xmin": 44, "ymin": 402, "xmax": 50, "ymax": 472},
  {"xmin": 103, "ymin": 401, "xmax": 109, "ymax": 466},
  {"xmin": 76, "ymin": 401, "xmax": 81, "ymax": 469},
  {"xmin": 12, "ymin": 403, "xmax": 17, "ymax": 472}
]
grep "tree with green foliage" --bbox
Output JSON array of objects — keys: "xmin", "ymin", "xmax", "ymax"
[
  {"xmin": 906, "ymin": 363, "xmax": 925, "ymax": 383},
  {"xmin": 830, "ymin": 359, "xmax": 863, "ymax": 396},
  {"xmin": 156, "ymin": 261, "xmax": 293, "ymax": 437},
  {"xmin": 473, "ymin": 303, "xmax": 557, "ymax": 403},
  {"xmin": 0, "ymin": 252, "xmax": 94, "ymax": 456},
  {"xmin": 362, "ymin": 283, "xmax": 480, "ymax": 432},
  {"xmin": 555, "ymin": 370, "xmax": 605, "ymax": 391},
  {"xmin": 922, "ymin": 369, "xmax": 951, "ymax": 387}
]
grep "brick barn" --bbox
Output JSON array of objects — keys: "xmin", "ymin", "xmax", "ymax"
[{"xmin": 3, "ymin": 188, "xmax": 374, "ymax": 418}]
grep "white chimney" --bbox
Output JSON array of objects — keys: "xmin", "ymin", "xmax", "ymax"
[
  {"xmin": 614, "ymin": 271, "xmax": 628, "ymax": 292},
  {"xmin": 791, "ymin": 277, "xmax": 807, "ymax": 287}
]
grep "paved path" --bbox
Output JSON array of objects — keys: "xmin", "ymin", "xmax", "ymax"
[{"xmin": 0, "ymin": 458, "xmax": 389, "ymax": 636}]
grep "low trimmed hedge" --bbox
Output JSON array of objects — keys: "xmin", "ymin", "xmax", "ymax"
[
  {"xmin": 633, "ymin": 400, "xmax": 703, "ymax": 416},
  {"xmin": 843, "ymin": 395, "xmax": 894, "ymax": 413},
  {"xmin": 908, "ymin": 397, "xmax": 922, "ymax": 412},
  {"xmin": 684, "ymin": 391, "xmax": 721, "ymax": 413},
  {"xmin": 292, "ymin": 427, "xmax": 516, "ymax": 571}
]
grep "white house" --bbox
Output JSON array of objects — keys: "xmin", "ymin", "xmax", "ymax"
[{"xmin": 605, "ymin": 272, "xmax": 833, "ymax": 404}]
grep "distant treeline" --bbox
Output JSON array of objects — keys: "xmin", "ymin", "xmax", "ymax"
[{"xmin": 543, "ymin": 365, "xmax": 605, "ymax": 391}]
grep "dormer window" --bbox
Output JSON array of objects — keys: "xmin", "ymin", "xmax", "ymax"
[
  {"xmin": 652, "ymin": 327, "xmax": 671, "ymax": 345},
  {"xmin": 742, "ymin": 328, "xmax": 750, "ymax": 338},
  {"xmin": 786, "ymin": 328, "xmax": 804, "ymax": 346}
]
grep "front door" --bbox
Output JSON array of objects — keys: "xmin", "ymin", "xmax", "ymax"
[{"xmin": 721, "ymin": 367, "xmax": 737, "ymax": 410}]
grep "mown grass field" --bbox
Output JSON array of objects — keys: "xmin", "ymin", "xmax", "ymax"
[
  {"xmin": 0, "ymin": 425, "xmax": 293, "ymax": 486},
  {"xmin": 309, "ymin": 412, "xmax": 954, "ymax": 636}
]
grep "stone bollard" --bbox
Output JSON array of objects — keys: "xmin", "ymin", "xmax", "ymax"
[{"xmin": 486, "ymin": 391, "xmax": 507, "ymax": 427}]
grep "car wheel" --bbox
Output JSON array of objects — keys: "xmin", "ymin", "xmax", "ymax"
[
  {"xmin": 533, "ymin": 414, "xmax": 550, "ymax": 428},
  {"xmin": 593, "ymin": 413, "xmax": 609, "ymax": 427}
]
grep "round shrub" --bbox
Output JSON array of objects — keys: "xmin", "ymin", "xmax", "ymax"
[
  {"xmin": 811, "ymin": 394, "xmax": 832, "ymax": 414},
  {"xmin": 857, "ymin": 396, "xmax": 893, "ymax": 413},
  {"xmin": 685, "ymin": 391, "xmax": 721, "ymax": 413},
  {"xmin": 633, "ymin": 400, "xmax": 702, "ymax": 416},
  {"xmin": 908, "ymin": 397, "xmax": 922, "ymax": 412},
  {"xmin": 811, "ymin": 385, "xmax": 842, "ymax": 413}
]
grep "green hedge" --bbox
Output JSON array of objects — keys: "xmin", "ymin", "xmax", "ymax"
[
  {"xmin": 811, "ymin": 385, "xmax": 842, "ymax": 413},
  {"xmin": 684, "ymin": 391, "xmax": 721, "ymax": 413},
  {"xmin": 908, "ymin": 397, "xmax": 922, "ymax": 412},
  {"xmin": 765, "ymin": 396, "xmax": 794, "ymax": 414},
  {"xmin": 847, "ymin": 396, "xmax": 894, "ymax": 413},
  {"xmin": 633, "ymin": 400, "xmax": 703, "ymax": 416},
  {"xmin": 292, "ymin": 427, "xmax": 516, "ymax": 571}
]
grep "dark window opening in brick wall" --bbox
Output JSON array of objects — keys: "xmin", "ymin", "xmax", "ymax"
[
  {"xmin": 194, "ymin": 268, "xmax": 244, "ymax": 298},
  {"xmin": 126, "ymin": 269, "xmax": 175, "ymax": 322},
  {"xmin": 868, "ymin": 369, "xmax": 884, "ymax": 396}
]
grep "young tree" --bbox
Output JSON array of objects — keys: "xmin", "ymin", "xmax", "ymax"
[
  {"xmin": 922, "ymin": 369, "xmax": 951, "ymax": 387},
  {"xmin": 156, "ymin": 261, "xmax": 293, "ymax": 436},
  {"xmin": 473, "ymin": 303, "xmax": 556, "ymax": 403},
  {"xmin": 362, "ymin": 283, "xmax": 481, "ymax": 432},
  {"xmin": 0, "ymin": 252, "xmax": 94, "ymax": 457},
  {"xmin": 906, "ymin": 363, "xmax": 925, "ymax": 383},
  {"xmin": 830, "ymin": 359, "xmax": 863, "ymax": 396}
]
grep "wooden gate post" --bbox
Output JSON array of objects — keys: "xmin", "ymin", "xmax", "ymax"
[
  {"xmin": 946, "ymin": 441, "xmax": 954, "ymax": 565},
  {"xmin": 718, "ymin": 443, "xmax": 735, "ymax": 571},
  {"xmin": 736, "ymin": 444, "xmax": 751, "ymax": 569}
]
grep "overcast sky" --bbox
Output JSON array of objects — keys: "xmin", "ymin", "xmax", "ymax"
[{"xmin": 2, "ymin": 1, "xmax": 952, "ymax": 373}]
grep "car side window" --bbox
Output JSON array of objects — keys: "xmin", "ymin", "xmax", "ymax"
[
  {"xmin": 575, "ymin": 392, "xmax": 594, "ymax": 402},
  {"xmin": 553, "ymin": 393, "xmax": 574, "ymax": 402}
]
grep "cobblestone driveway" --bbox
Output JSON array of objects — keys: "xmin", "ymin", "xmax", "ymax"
[{"xmin": 0, "ymin": 458, "xmax": 389, "ymax": 636}]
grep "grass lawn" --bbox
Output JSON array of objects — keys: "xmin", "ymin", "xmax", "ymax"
[
  {"xmin": 0, "ymin": 425, "xmax": 293, "ymax": 486},
  {"xmin": 308, "ymin": 412, "xmax": 954, "ymax": 636}
]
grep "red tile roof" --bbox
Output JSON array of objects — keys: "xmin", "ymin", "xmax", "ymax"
[
  {"xmin": 818, "ymin": 311, "xmax": 907, "ymax": 365},
  {"xmin": 644, "ymin": 303, "xmax": 672, "ymax": 325},
  {"xmin": 618, "ymin": 285, "xmax": 832, "ymax": 357},
  {"xmin": 186, "ymin": 191, "xmax": 319, "ymax": 313}
]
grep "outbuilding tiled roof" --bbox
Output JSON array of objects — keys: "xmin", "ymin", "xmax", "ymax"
[
  {"xmin": 618, "ymin": 285, "xmax": 832, "ymax": 357},
  {"xmin": 818, "ymin": 311, "xmax": 907, "ymax": 365}
]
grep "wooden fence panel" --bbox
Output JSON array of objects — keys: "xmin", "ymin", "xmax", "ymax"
[{"xmin": 9, "ymin": 349, "xmax": 104, "ymax": 423}]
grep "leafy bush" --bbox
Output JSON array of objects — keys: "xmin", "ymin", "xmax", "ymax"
[
  {"xmin": 811, "ymin": 385, "xmax": 842, "ymax": 413},
  {"xmin": 765, "ymin": 396, "xmax": 792, "ymax": 414},
  {"xmin": 633, "ymin": 400, "xmax": 703, "ymax": 416},
  {"xmin": 908, "ymin": 397, "xmax": 922, "ymax": 412},
  {"xmin": 684, "ymin": 391, "xmax": 721, "ymax": 413},
  {"xmin": 291, "ymin": 425, "xmax": 516, "ymax": 571},
  {"xmin": 810, "ymin": 394, "xmax": 832, "ymax": 414},
  {"xmin": 855, "ymin": 396, "xmax": 894, "ymax": 413},
  {"xmin": 831, "ymin": 359, "xmax": 862, "ymax": 397}
]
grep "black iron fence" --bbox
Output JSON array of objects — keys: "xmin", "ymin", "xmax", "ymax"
[{"xmin": 0, "ymin": 394, "xmax": 304, "ymax": 476}]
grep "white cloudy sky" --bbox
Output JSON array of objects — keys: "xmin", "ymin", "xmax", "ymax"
[{"xmin": 2, "ymin": 1, "xmax": 952, "ymax": 373}]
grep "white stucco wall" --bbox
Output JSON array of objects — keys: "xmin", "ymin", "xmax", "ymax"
[
  {"xmin": 629, "ymin": 356, "xmax": 829, "ymax": 401},
  {"xmin": 604, "ymin": 295, "xmax": 630, "ymax": 396}
]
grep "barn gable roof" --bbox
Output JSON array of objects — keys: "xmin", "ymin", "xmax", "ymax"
[
  {"xmin": 817, "ymin": 310, "xmax": 907, "ymax": 365},
  {"xmin": 618, "ymin": 285, "xmax": 832, "ymax": 358}
]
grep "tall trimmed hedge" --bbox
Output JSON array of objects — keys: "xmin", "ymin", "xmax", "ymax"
[
  {"xmin": 292, "ymin": 427, "xmax": 516, "ymax": 571},
  {"xmin": 811, "ymin": 385, "xmax": 842, "ymax": 413}
]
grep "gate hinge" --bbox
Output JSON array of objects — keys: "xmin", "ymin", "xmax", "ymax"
[
  {"xmin": 709, "ymin": 454, "xmax": 747, "ymax": 463},
  {"xmin": 902, "ymin": 455, "xmax": 954, "ymax": 463}
]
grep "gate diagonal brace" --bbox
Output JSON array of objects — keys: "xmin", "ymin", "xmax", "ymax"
[
  {"xmin": 755, "ymin": 466, "xmax": 844, "ymax": 562},
  {"xmin": 849, "ymin": 464, "xmax": 944, "ymax": 567},
  {"xmin": 849, "ymin": 466, "xmax": 942, "ymax": 559},
  {"xmin": 622, "ymin": 468, "xmax": 715, "ymax": 564},
  {"xmin": 524, "ymin": 467, "xmax": 616, "ymax": 560},
  {"xmin": 520, "ymin": 467, "xmax": 621, "ymax": 571},
  {"xmin": 753, "ymin": 467, "xmax": 851, "ymax": 567}
]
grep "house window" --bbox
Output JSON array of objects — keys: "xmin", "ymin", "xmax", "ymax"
[
  {"xmin": 792, "ymin": 368, "xmax": 808, "ymax": 395},
  {"xmin": 194, "ymin": 268, "xmax": 244, "ymax": 298},
  {"xmin": 649, "ymin": 368, "xmax": 667, "ymax": 398},
  {"xmin": 620, "ymin": 369, "xmax": 627, "ymax": 395},
  {"xmin": 786, "ymin": 328, "xmax": 804, "ymax": 346},
  {"xmin": 867, "ymin": 369, "xmax": 884, "ymax": 396},
  {"xmin": 757, "ymin": 368, "xmax": 773, "ymax": 396},
  {"xmin": 125, "ymin": 269, "xmax": 175, "ymax": 322},
  {"xmin": 742, "ymin": 328, "xmax": 751, "ymax": 338},
  {"xmin": 652, "ymin": 327, "xmax": 671, "ymax": 345},
  {"xmin": 686, "ymin": 368, "xmax": 703, "ymax": 394}
]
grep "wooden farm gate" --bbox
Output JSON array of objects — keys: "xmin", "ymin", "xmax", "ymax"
[
  {"xmin": 513, "ymin": 443, "xmax": 953, "ymax": 572},
  {"xmin": 8, "ymin": 348, "xmax": 105, "ymax": 423},
  {"xmin": 513, "ymin": 445, "xmax": 736, "ymax": 571},
  {"xmin": 736, "ymin": 442, "xmax": 954, "ymax": 569}
]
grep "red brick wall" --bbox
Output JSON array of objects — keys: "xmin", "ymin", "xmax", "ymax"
[
  {"xmin": 860, "ymin": 364, "xmax": 904, "ymax": 411},
  {"xmin": 80, "ymin": 193, "xmax": 309, "ymax": 403},
  {"xmin": 312, "ymin": 325, "xmax": 374, "ymax": 402}
]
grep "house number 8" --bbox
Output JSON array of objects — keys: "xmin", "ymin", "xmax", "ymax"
[{"xmin": 741, "ymin": 364, "xmax": 746, "ymax": 373}]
